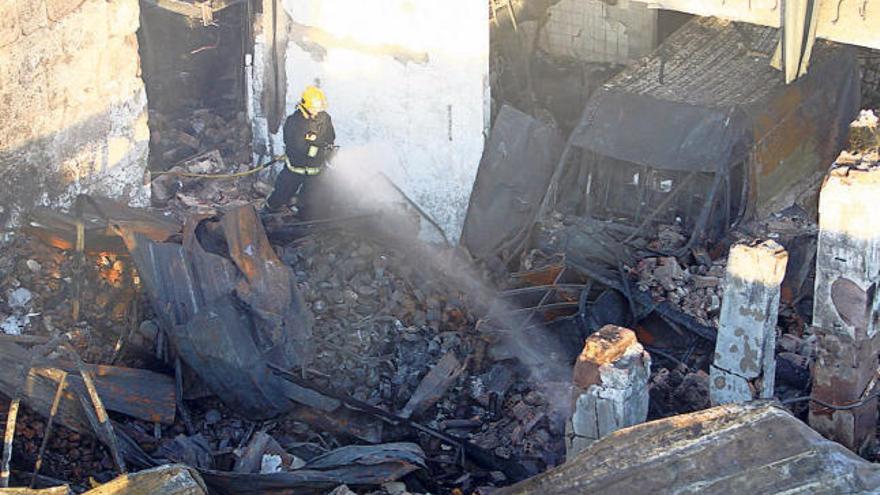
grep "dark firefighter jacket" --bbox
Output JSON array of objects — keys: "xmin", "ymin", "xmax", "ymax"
[{"xmin": 283, "ymin": 109, "xmax": 336, "ymax": 169}]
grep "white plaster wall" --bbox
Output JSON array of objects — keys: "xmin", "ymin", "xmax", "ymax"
[
  {"xmin": 249, "ymin": 34, "xmax": 273, "ymax": 160},
  {"xmin": 275, "ymin": 0, "xmax": 489, "ymax": 243}
]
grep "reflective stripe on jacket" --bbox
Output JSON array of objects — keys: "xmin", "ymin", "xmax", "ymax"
[{"xmin": 284, "ymin": 155, "xmax": 322, "ymax": 175}]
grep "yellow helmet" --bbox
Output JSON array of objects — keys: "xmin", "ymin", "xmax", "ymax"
[{"xmin": 300, "ymin": 86, "xmax": 327, "ymax": 114}]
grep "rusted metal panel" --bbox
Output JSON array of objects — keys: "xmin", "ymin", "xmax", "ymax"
[
  {"xmin": 129, "ymin": 205, "xmax": 321, "ymax": 420},
  {"xmin": 48, "ymin": 363, "xmax": 176, "ymax": 425},
  {"xmin": 547, "ymin": 17, "xmax": 858, "ymax": 247},
  {"xmin": 220, "ymin": 206, "xmax": 313, "ymax": 369}
]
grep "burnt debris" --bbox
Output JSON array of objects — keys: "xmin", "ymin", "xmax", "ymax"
[{"xmin": 2, "ymin": 3, "xmax": 880, "ymax": 494}]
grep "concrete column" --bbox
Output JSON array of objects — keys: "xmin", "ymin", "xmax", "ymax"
[
  {"xmin": 810, "ymin": 163, "xmax": 880, "ymax": 453},
  {"xmin": 710, "ymin": 240, "xmax": 788, "ymax": 405},
  {"xmin": 566, "ymin": 325, "xmax": 651, "ymax": 459}
]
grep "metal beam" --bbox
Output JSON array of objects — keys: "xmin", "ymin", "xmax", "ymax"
[
  {"xmin": 141, "ymin": 0, "xmax": 246, "ymax": 22},
  {"xmin": 633, "ymin": 0, "xmax": 880, "ymax": 50}
]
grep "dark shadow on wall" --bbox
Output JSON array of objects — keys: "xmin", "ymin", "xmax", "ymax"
[{"xmin": 0, "ymin": 101, "xmax": 148, "ymax": 232}]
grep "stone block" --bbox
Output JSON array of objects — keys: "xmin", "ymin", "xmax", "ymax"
[
  {"xmin": 18, "ymin": 0, "xmax": 48, "ymax": 36},
  {"xmin": 0, "ymin": 0, "xmax": 147, "ymax": 231},
  {"xmin": 812, "ymin": 164, "xmax": 880, "ymax": 339},
  {"xmin": 0, "ymin": 3, "xmax": 20, "ymax": 48},
  {"xmin": 46, "ymin": 0, "xmax": 86, "ymax": 22},
  {"xmin": 98, "ymin": 34, "xmax": 141, "ymax": 94}
]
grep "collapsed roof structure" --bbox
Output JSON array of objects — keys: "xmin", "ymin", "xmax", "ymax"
[{"xmin": 544, "ymin": 17, "xmax": 859, "ymax": 250}]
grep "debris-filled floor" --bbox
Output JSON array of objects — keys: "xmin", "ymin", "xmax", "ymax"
[
  {"xmin": 5, "ymin": 0, "xmax": 880, "ymax": 493},
  {"xmin": 0, "ymin": 109, "xmax": 877, "ymax": 493},
  {"xmin": 0, "ymin": 168, "xmax": 846, "ymax": 493},
  {"xmin": 0, "ymin": 196, "xmax": 572, "ymax": 494}
]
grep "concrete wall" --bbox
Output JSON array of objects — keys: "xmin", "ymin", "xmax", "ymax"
[
  {"xmin": 251, "ymin": 0, "xmax": 490, "ymax": 242},
  {"xmin": 540, "ymin": 0, "xmax": 657, "ymax": 63},
  {"xmin": 0, "ymin": 0, "xmax": 149, "ymax": 232}
]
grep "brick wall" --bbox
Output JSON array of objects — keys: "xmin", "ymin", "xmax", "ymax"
[
  {"xmin": 539, "ymin": 0, "xmax": 657, "ymax": 63},
  {"xmin": 0, "ymin": 0, "xmax": 149, "ymax": 233}
]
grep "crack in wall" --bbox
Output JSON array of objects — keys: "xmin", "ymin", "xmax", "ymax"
[{"xmin": 711, "ymin": 362, "xmax": 767, "ymax": 399}]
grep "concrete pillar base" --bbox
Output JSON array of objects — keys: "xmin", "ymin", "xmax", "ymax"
[
  {"xmin": 709, "ymin": 240, "xmax": 787, "ymax": 406},
  {"xmin": 566, "ymin": 325, "xmax": 651, "ymax": 460}
]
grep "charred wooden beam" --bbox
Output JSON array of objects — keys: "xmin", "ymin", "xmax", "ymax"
[
  {"xmin": 24, "ymin": 196, "xmax": 179, "ymax": 255},
  {"xmin": 141, "ymin": 0, "xmax": 247, "ymax": 22},
  {"xmin": 200, "ymin": 443, "xmax": 424, "ymax": 494},
  {"xmin": 30, "ymin": 373, "xmax": 67, "ymax": 487},
  {"xmin": 82, "ymin": 464, "xmax": 208, "ymax": 494},
  {"xmin": 0, "ymin": 341, "xmax": 176, "ymax": 431},
  {"xmin": 269, "ymin": 364, "xmax": 531, "ymax": 482},
  {"xmin": 497, "ymin": 403, "xmax": 880, "ymax": 494}
]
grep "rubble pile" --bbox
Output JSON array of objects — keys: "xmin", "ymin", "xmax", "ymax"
[
  {"xmin": 285, "ymin": 231, "xmax": 566, "ymax": 486},
  {"xmin": 0, "ymin": 236, "xmax": 134, "ymax": 362},
  {"xmin": 150, "ymin": 150, "xmax": 270, "ymax": 212},
  {"xmin": 774, "ymin": 332, "xmax": 815, "ymax": 398},
  {"xmin": 465, "ymin": 381, "xmax": 565, "ymax": 477},
  {"xmin": 632, "ymin": 255, "xmax": 726, "ymax": 328},
  {"xmin": 4, "ymin": 109, "xmax": 875, "ymax": 490},
  {"xmin": 850, "ymin": 108, "xmax": 879, "ymax": 145},
  {"xmin": 0, "ymin": 208, "xmax": 566, "ymax": 493},
  {"xmin": 4, "ymin": 405, "xmax": 114, "ymax": 485},
  {"xmin": 832, "ymin": 136, "xmax": 879, "ymax": 173},
  {"xmin": 647, "ymin": 366, "xmax": 710, "ymax": 418},
  {"xmin": 148, "ymin": 109, "xmax": 253, "ymax": 173}
]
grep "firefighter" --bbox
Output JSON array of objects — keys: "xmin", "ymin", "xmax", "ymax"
[{"xmin": 266, "ymin": 85, "xmax": 336, "ymax": 215}]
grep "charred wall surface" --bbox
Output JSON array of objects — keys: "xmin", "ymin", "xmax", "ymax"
[
  {"xmin": 0, "ymin": 0, "xmax": 149, "ymax": 234},
  {"xmin": 861, "ymin": 48, "xmax": 880, "ymax": 109}
]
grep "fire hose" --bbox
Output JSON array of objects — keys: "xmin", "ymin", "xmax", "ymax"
[
  {"xmin": 150, "ymin": 145, "xmax": 339, "ymax": 181},
  {"xmin": 149, "ymin": 155, "xmax": 285, "ymax": 181}
]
